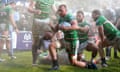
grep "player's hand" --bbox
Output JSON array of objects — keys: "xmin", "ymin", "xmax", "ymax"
[
  {"xmin": 49, "ymin": 21, "xmax": 54, "ymax": 27},
  {"xmin": 75, "ymin": 26, "xmax": 80, "ymax": 30},
  {"xmin": 15, "ymin": 28, "xmax": 19, "ymax": 34},
  {"xmin": 59, "ymin": 25, "xmax": 65, "ymax": 30},
  {"xmin": 101, "ymin": 36, "xmax": 106, "ymax": 42},
  {"xmin": 102, "ymin": 37, "xmax": 109, "ymax": 47},
  {"xmin": 51, "ymin": 15, "xmax": 57, "ymax": 20},
  {"xmin": 35, "ymin": 10, "xmax": 41, "ymax": 15},
  {"xmin": 37, "ymin": 49, "xmax": 42, "ymax": 54}
]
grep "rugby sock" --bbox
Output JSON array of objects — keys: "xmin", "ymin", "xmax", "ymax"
[
  {"xmin": 114, "ymin": 49, "xmax": 118, "ymax": 58},
  {"xmin": 53, "ymin": 60, "xmax": 59, "ymax": 66},
  {"xmin": 101, "ymin": 58, "xmax": 106, "ymax": 64},
  {"xmin": 101, "ymin": 58, "xmax": 108, "ymax": 67},
  {"xmin": 49, "ymin": 60, "xmax": 59, "ymax": 70}
]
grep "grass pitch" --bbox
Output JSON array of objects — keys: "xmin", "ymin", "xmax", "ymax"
[{"xmin": 0, "ymin": 50, "xmax": 120, "ymax": 72}]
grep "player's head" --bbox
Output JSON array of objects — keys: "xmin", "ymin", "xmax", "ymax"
[
  {"xmin": 9, "ymin": 0, "xmax": 16, "ymax": 8},
  {"xmin": 76, "ymin": 10, "xmax": 84, "ymax": 22},
  {"xmin": 58, "ymin": 4, "xmax": 67, "ymax": 17},
  {"xmin": 92, "ymin": 9, "xmax": 101, "ymax": 21}
]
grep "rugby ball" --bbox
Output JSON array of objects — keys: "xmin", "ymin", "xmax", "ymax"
[{"xmin": 59, "ymin": 22, "xmax": 71, "ymax": 27}]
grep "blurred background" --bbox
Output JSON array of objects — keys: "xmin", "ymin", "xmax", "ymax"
[{"xmin": 0, "ymin": 0, "xmax": 120, "ymax": 50}]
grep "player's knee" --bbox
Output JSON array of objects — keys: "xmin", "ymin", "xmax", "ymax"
[
  {"xmin": 49, "ymin": 42, "xmax": 56, "ymax": 49},
  {"xmin": 71, "ymin": 59, "xmax": 77, "ymax": 65},
  {"xmin": 43, "ymin": 31, "xmax": 53, "ymax": 40},
  {"xmin": 70, "ymin": 56, "xmax": 78, "ymax": 65},
  {"xmin": 91, "ymin": 44, "xmax": 99, "ymax": 52},
  {"xmin": 94, "ymin": 46, "xmax": 99, "ymax": 52}
]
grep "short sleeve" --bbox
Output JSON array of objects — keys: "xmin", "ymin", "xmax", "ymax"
[
  {"xmin": 8, "ymin": 8, "xmax": 14, "ymax": 15},
  {"xmin": 6, "ymin": 6, "xmax": 14, "ymax": 16},
  {"xmin": 66, "ymin": 14, "xmax": 75, "ymax": 22},
  {"xmin": 67, "ymin": 13, "xmax": 75, "ymax": 22},
  {"xmin": 96, "ymin": 19, "xmax": 103, "ymax": 26},
  {"xmin": 96, "ymin": 16, "xmax": 107, "ymax": 26}
]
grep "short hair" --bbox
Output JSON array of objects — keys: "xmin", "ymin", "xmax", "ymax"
[
  {"xmin": 58, "ymin": 4, "xmax": 67, "ymax": 10},
  {"xmin": 77, "ymin": 10, "xmax": 84, "ymax": 16},
  {"xmin": 8, "ymin": 0, "xmax": 15, "ymax": 5},
  {"xmin": 57, "ymin": 4, "xmax": 67, "ymax": 13},
  {"xmin": 92, "ymin": 9, "xmax": 101, "ymax": 15}
]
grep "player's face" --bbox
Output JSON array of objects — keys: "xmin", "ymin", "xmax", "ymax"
[
  {"xmin": 11, "ymin": 3, "xmax": 16, "ymax": 9},
  {"xmin": 92, "ymin": 13, "xmax": 97, "ymax": 21},
  {"xmin": 58, "ymin": 6, "xmax": 67, "ymax": 17},
  {"xmin": 76, "ymin": 13, "xmax": 84, "ymax": 22}
]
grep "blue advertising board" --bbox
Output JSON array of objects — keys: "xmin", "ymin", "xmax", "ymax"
[{"xmin": 16, "ymin": 31, "xmax": 32, "ymax": 50}]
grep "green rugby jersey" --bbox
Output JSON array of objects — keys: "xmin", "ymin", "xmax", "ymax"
[
  {"xmin": 0, "ymin": 5, "xmax": 14, "ymax": 24},
  {"xmin": 34, "ymin": 0, "xmax": 54, "ymax": 19},
  {"xmin": 78, "ymin": 21, "xmax": 89, "ymax": 43},
  {"xmin": 58, "ymin": 13, "xmax": 78, "ymax": 41},
  {"xmin": 96, "ymin": 15, "xmax": 119, "ymax": 40}
]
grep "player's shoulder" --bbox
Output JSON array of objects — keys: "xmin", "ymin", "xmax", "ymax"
[
  {"xmin": 4, "ymin": 5, "xmax": 12, "ymax": 11},
  {"xmin": 66, "ymin": 13, "xmax": 73, "ymax": 17},
  {"xmin": 66, "ymin": 13, "xmax": 75, "ymax": 19},
  {"xmin": 83, "ymin": 21, "xmax": 89, "ymax": 25},
  {"xmin": 35, "ymin": 0, "xmax": 54, "ymax": 4},
  {"xmin": 97, "ymin": 15, "xmax": 106, "ymax": 21}
]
